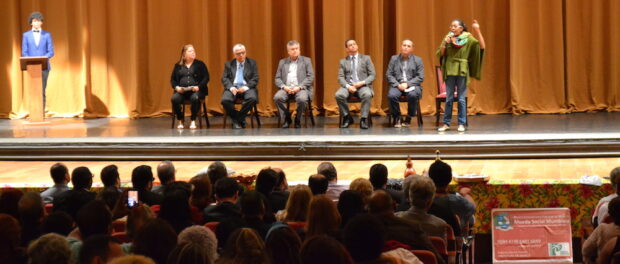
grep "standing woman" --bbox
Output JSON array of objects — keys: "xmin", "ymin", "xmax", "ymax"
[
  {"xmin": 437, "ymin": 19, "xmax": 485, "ymax": 132},
  {"xmin": 171, "ymin": 44, "xmax": 210, "ymax": 129}
]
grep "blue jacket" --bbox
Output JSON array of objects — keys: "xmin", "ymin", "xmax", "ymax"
[{"xmin": 22, "ymin": 29, "xmax": 54, "ymax": 69}]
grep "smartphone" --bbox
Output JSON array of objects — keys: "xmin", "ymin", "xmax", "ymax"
[{"xmin": 127, "ymin": 190, "xmax": 139, "ymax": 208}]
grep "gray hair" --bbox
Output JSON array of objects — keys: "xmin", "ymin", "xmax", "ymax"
[
  {"xmin": 406, "ymin": 175, "xmax": 435, "ymax": 209},
  {"xmin": 28, "ymin": 233, "xmax": 72, "ymax": 264},
  {"xmin": 287, "ymin": 40, "xmax": 300, "ymax": 47},
  {"xmin": 232, "ymin": 44, "xmax": 246, "ymax": 53},
  {"xmin": 178, "ymin": 225, "xmax": 218, "ymax": 261}
]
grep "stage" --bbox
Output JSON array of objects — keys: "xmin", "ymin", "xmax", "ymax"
[{"xmin": 1, "ymin": 112, "xmax": 620, "ymax": 161}]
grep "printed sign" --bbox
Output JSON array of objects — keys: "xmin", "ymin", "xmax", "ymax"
[{"xmin": 492, "ymin": 208, "xmax": 572, "ymax": 263}]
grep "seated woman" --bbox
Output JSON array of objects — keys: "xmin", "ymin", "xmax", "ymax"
[{"xmin": 170, "ymin": 44, "xmax": 210, "ymax": 129}]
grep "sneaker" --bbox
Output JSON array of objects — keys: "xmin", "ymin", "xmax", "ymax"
[
  {"xmin": 189, "ymin": 121, "xmax": 197, "ymax": 129},
  {"xmin": 401, "ymin": 117, "xmax": 411, "ymax": 127},
  {"xmin": 437, "ymin": 125, "xmax": 449, "ymax": 132},
  {"xmin": 457, "ymin": 125, "xmax": 466, "ymax": 132},
  {"xmin": 177, "ymin": 120, "xmax": 184, "ymax": 129},
  {"xmin": 394, "ymin": 121, "xmax": 402, "ymax": 128}
]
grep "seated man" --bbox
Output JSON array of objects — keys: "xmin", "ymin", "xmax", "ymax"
[
  {"xmin": 386, "ymin": 39, "xmax": 424, "ymax": 128},
  {"xmin": 221, "ymin": 43, "xmax": 259, "ymax": 129},
  {"xmin": 41, "ymin": 163, "xmax": 71, "ymax": 204},
  {"xmin": 203, "ymin": 177, "xmax": 242, "ymax": 223},
  {"xmin": 592, "ymin": 167, "xmax": 620, "ymax": 227},
  {"xmin": 54, "ymin": 167, "xmax": 96, "ymax": 220},
  {"xmin": 335, "ymin": 39, "xmax": 376, "ymax": 129},
  {"xmin": 308, "ymin": 174, "xmax": 328, "ymax": 195},
  {"xmin": 274, "ymin": 40, "xmax": 315, "ymax": 128},
  {"xmin": 131, "ymin": 165, "xmax": 163, "ymax": 206},
  {"xmin": 318, "ymin": 162, "xmax": 346, "ymax": 201},
  {"xmin": 395, "ymin": 175, "xmax": 448, "ymax": 240},
  {"xmin": 428, "ymin": 160, "xmax": 476, "ymax": 232}
]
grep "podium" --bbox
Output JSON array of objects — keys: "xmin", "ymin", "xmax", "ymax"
[{"xmin": 20, "ymin": 56, "xmax": 48, "ymax": 123}]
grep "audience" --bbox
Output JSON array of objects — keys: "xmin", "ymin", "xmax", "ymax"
[
  {"xmin": 318, "ymin": 162, "xmax": 346, "ymax": 200},
  {"xmin": 300, "ymin": 235, "xmax": 354, "ymax": 264},
  {"xmin": 98, "ymin": 164, "xmax": 122, "ymax": 211},
  {"xmin": 79, "ymin": 234, "xmax": 123, "ymax": 264},
  {"xmin": 54, "ymin": 166, "xmax": 96, "ymax": 220},
  {"xmin": 369, "ymin": 163, "xmax": 403, "ymax": 207},
  {"xmin": 131, "ymin": 165, "xmax": 163, "ymax": 206},
  {"xmin": 41, "ymin": 163, "xmax": 70, "ymax": 204},
  {"xmin": 41, "ymin": 211, "xmax": 74, "ymax": 236},
  {"xmin": 177, "ymin": 225, "xmax": 218, "ymax": 262},
  {"xmin": 428, "ymin": 160, "xmax": 475, "ymax": 232},
  {"xmin": 0, "ymin": 188, "xmax": 24, "ymax": 219},
  {"xmin": 308, "ymin": 174, "xmax": 328, "ymax": 195},
  {"xmin": 337, "ymin": 190, "xmax": 365, "ymax": 228},
  {"xmin": 265, "ymin": 223, "xmax": 302, "ymax": 264},
  {"xmin": 273, "ymin": 167, "xmax": 289, "ymax": 191},
  {"xmin": 17, "ymin": 192, "xmax": 44, "ymax": 247},
  {"xmin": 159, "ymin": 182, "xmax": 193, "ymax": 234},
  {"xmin": 276, "ymin": 184, "xmax": 312, "ymax": 222},
  {"xmin": 239, "ymin": 191, "xmax": 273, "ymax": 238},
  {"xmin": 154, "ymin": 160, "xmax": 176, "ymax": 195},
  {"xmin": 343, "ymin": 214, "xmax": 394, "ymax": 263},
  {"xmin": 126, "ymin": 205, "xmax": 155, "ymax": 241},
  {"xmin": 203, "ymin": 177, "xmax": 241, "ymax": 223},
  {"xmin": 395, "ymin": 175, "xmax": 449, "ymax": 240},
  {"xmin": 0, "ymin": 213, "xmax": 27, "ymax": 264},
  {"xmin": 349, "ymin": 178, "xmax": 374, "ymax": 204},
  {"xmin": 217, "ymin": 228, "xmax": 270, "ymax": 264},
  {"xmin": 132, "ymin": 218, "xmax": 177, "ymax": 264},
  {"xmin": 256, "ymin": 168, "xmax": 289, "ymax": 212},
  {"xmin": 305, "ymin": 194, "xmax": 341, "ymax": 240},
  {"xmin": 27, "ymin": 233, "xmax": 72, "ymax": 264}
]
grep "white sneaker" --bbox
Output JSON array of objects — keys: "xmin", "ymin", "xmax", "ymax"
[
  {"xmin": 457, "ymin": 125, "xmax": 466, "ymax": 132},
  {"xmin": 189, "ymin": 121, "xmax": 197, "ymax": 129},
  {"xmin": 177, "ymin": 121, "xmax": 184, "ymax": 129},
  {"xmin": 394, "ymin": 121, "xmax": 402, "ymax": 128},
  {"xmin": 438, "ymin": 125, "xmax": 450, "ymax": 132}
]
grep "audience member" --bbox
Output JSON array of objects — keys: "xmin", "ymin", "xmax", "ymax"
[
  {"xmin": 308, "ymin": 174, "xmax": 328, "ymax": 195},
  {"xmin": 306, "ymin": 194, "xmax": 341, "ymax": 240},
  {"xmin": 131, "ymin": 165, "xmax": 163, "ymax": 206},
  {"xmin": 18, "ymin": 192, "xmax": 44, "ymax": 247},
  {"xmin": 318, "ymin": 162, "xmax": 346, "ymax": 200},
  {"xmin": 41, "ymin": 163, "xmax": 70, "ymax": 203},
  {"xmin": 0, "ymin": 213, "xmax": 26, "ymax": 264},
  {"xmin": 349, "ymin": 178, "xmax": 374, "ymax": 204},
  {"xmin": 153, "ymin": 160, "xmax": 176, "ymax": 195},
  {"xmin": 265, "ymin": 223, "xmax": 302, "ymax": 264},
  {"xmin": 0, "ymin": 188, "xmax": 24, "ymax": 219},
  {"xmin": 54, "ymin": 166, "xmax": 96, "ymax": 220},
  {"xmin": 167, "ymin": 242, "xmax": 211, "ymax": 264},
  {"xmin": 79, "ymin": 235, "xmax": 123, "ymax": 264},
  {"xmin": 256, "ymin": 168, "xmax": 289, "ymax": 212},
  {"xmin": 203, "ymin": 177, "xmax": 241, "ymax": 223},
  {"xmin": 592, "ymin": 167, "xmax": 620, "ymax": 227},
  {"xmin": 300, "ymin": 235, "xmax": 354, "ymax": 264},
  {"xmin": 159, "ymin": 182, "xmax": 193, "ymax": 234},
  {"xmin": 98, "ymin": 164, "xmax": 122, "ymax": 210},
  {"xmin": 217, "ymin": 228, "xmax": 270, "ymax": 264},
  {"xmin": 108, "ymin": 255, "xmax": 156, "ymax": 264},
  {"xmin": 428, "ymin": 160, "xmax": 475, "ymax": 230},
  {"xmin": 27, "ymin": 233, "xmax": 72, "ymax": 264},
  {"xmin": 395, "ymin": 176, "xmax": 449, "ymax": 240},
  {"xmin": 273, "ymin": 167, "xmax": 289, "ymax": 191},
  {"xmin": 583, "ymin": 196, "xmax": 620, "ymax": 264},
  {"xmin": 276, "ymin": 184, "xmax": 312, "ymax": 222},
  {"xmin": 177, "ymin": 225, "xmax": 218, "ymax": 262},
  {"xmin": 337, "ymin": 190, "xmax": 365, "ymax": 228},
  {"xmin": 126, "ymin": 204, "xmax": 155, "ymax": 241},
  {"xmin": 239, "ymin": 191, "xmax": 272, "ymax": 238},
  {"xmin": 132, "ymin": 218, "xmax": 177, "ymax": 264},
  {"xmin": 343, "ymin": 214, "xmax": 393, "ymax": 263},
  {"xmin": 369, "ymin": 163, "xmax": 404, "ymax": 207},
  {"xmin": 188, "ymin": 175, "xmax": 211, "ymax": 224},
  {"xmin": 41, "ymin": 211, "xmax": 74, "ymax": 236}
]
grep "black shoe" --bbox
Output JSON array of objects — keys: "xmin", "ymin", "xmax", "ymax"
[
  {"xmin": 360, "ymin": 118, "xmax": 369, "ymax": 129},
  {"xmin": 232, "ymin": 120, "xmax": 242, "ymax": 129},
  {"xmin": 294, "ymin": 118, "xmax": 301, "ymax": 128},
  {"xmin": 341, "ymin": 115, "xmax": 353, "ymax": 128},
  {"xmin": 238, "ymin": 118, "xmax": 247, "ymax": 128},
  {"xmin": 282, "ymin": 116, "xmax": 292, "ymax": 128}
]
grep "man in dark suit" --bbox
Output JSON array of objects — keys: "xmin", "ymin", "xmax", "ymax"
[
  {"xmin": 335, "ymin": 39, "xmax": 376, "ymax": 129},
  {"xmin": 221, "ymin": 44, "xmax": 259, "ymax": 129},
  {"xmin": 54, "ymin": 167, "xmax": 96, "ymax": 220},
  {"xmin": 203, "ymin": 177, "xmax": 242, "ymax": 223},
  {"xmin": 273, "ymin": 40, "xmax": 315, "ymax": 128},
  {"xmin": 21, "ymin": 12, "xmax": 55, "ymax": 109},
  {"xmin": 386, "ymin": 39, "xmax": 424, "ymax": 128}
]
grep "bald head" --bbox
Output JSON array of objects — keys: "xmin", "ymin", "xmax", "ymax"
[
  {"xmin": 157, "ymin": 160, "xmax": 175, "ymax": 185},
  {"xmin": 368, "ymin": 190, "xmax": 393, "ymax": 215}
]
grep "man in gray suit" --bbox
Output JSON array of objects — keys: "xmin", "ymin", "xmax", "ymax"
[
  {"xmin": 386, "ymin": 39, "xmax": 424, "ymax": 128},
  {"xmin": 335, "ymin": 39, "xmax": 376, "ymax": 129},
  {"xmin": 274, "ymin": 40, "xmax": 315, "ymax": 128}
]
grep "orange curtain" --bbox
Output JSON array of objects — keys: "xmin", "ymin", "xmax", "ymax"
[{"xmin": 1, "ymin": 0, "xmax": 618, "ymax": 119}]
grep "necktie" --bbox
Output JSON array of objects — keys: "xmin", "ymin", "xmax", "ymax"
[
  {"xmin": 234, "ymin": 63, "xmax": 244, "ymax": 87},
  {"xmin": 351, "ymin": 56, "xmax": 359, "ymax": 82}
]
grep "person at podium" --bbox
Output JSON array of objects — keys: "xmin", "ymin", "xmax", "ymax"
[
  {"xmin": 21, "ymin": 11, "xmax": 55, "ymax": 109},
  {"xmin": 170, "ymin": 44, "xmax": 210, "ymax": 129}
]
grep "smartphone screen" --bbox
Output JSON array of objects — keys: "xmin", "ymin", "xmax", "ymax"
[{"xmin": 127, "ymin": 190, "xmax": 139, "ymax": 208}]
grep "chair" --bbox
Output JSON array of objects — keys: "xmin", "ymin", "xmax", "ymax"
[
  {"xmin": 411, "ymin": 249, "xmax": 438, "ymax": 264},
  {"xmin": 111, "ymin": 232, "xmax": 131, "ymax": 243},
  {"xmin": 386, "ymin": 95, "xmax": 423, "ymax": 127},
  {"xmin": 276, "ymin": 98, "xmax": 315, "ymax": 128},
  {"xmin": 286, "ymin": 221, "xmax": 307, "ymax": 232},
  {"xmin": 222, "ymin": 96, "xmax": 261, "ymax": 128},
  {"xmin": 435, "ymin": 66, "xmax": 468, "ymax": 127},
  {"xmin": 112, "ymin": 219, "xmax": 126, "ymax": 233},
  {"xmin": 44, "ymin": 203, "xmax": 53, "ymax": 215},
  {"xmin": 170, "ymin": 97, "xmax": 210, "ymax": 129},
  {"xmin": 454, "ymin": 215, "xmax": 476, "ymax": 264},
  {"xmin": 429, "ymin": 236, "xmax": 449, "ymax": 263},
  {"xmin": 338, "ymin": 95, "xmax": 373, "ymax": 127},
  {"xmin": 204, "ymin": 221, "xmax": 220, "ymax": 233}
]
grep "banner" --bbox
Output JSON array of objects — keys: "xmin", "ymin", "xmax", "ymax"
[{"xmin": 492, "ymin": 208, "xmax": 572, "ymax": 263}]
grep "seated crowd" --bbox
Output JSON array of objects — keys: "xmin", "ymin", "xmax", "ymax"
[{"xmin": 14, "ymin": 158, "xmax": 602, "ymax": 264}]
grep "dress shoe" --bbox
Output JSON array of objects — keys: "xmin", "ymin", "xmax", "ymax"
[
  {"xmin": 282, "ymin": 116, "xmax": 292, "ymax": 128},
  {"xmin": 393, "ymin": 116, "xmax": 402, "ymax": 128},
  {"xmin": 360, "ymin": 118, "xmax": 369, "ymax": 129},
  {"xmin": 341, "ymin": 115, "xmax": 353, "ymax": 128},
  {"xmin": 294, "ymin": 118, "xmax": 301, "ymax": 128}
]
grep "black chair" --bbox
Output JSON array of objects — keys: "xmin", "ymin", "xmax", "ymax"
[
  {"xmin": 170, "ymin": 98, "xmax": 210, "ymax": 129},
  {"xmin": 338, "ymin": 95, "xmax": 373, "ymax": 127},
  {"xmin": 276, "ymin": 97, "xmax": 315, "ymax": 128},
  {"xmin": 222, "ymin": 96, "xmax": 261, "ymax": 128},
  {"xmin": 387, "ymin": 95, "xmax": 423, "ymax": 127}
]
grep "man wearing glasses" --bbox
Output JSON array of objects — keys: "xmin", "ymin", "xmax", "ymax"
[{"xmin": 221, "ymin": 44, "xmax": 260, "ymax": 129}]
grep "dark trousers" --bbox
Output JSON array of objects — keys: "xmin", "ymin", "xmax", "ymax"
[
  {"xmin": 387, "ymin": 87, "xmax": 422, "ymax": 118},
  {"xmin": 42, "ymin": 69, "xmax": 49, "ymax": 109},
  {"xmin": 171, "ymin": 91, "xmax": 200, "ymax": 120},
  {"xmin": 221, "ymin": 89, "xmax": 257, "ymax": 122}
]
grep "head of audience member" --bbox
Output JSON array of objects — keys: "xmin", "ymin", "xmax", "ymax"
[
  {"xmin": 609, "ymin": 197, "xmax": 620, "ymax": 226},
  {"xmin": 97, "ymin": 187, "xmax": 121, "ymax": 212},
  {"xmin": 79, "ymin": 235, "xmax": 123, "ymax": 264},
  {"xmin": 206, "ymin": 161, "xmax": 228, "ymax": 186},
  {"xmin": 77, "ymin": 200, "xmax": 112, "ymax": 240},
  {"xmin": 429, "ymin": 160, "xmax": 453, "ymax": 191},
  {"xmin": 349, "ymin": 178, "xmax": 374, "ymax": 203},
  {"xmin": 610, "ymin": 167, "xmax": 620, "ymax": 194},
  {"xmin": 401, "ymin": 173, "xmax": 420, "ymax": 203},
  {"xmin": 0, "ymin": 188, "xmax": 24, "ymax": 219},
  {"xmin": 108, "ymin": 255, "xmax": 156, "ymax": 264},
  {"xmin": 317, "ymin": 162, "xmax": 338, "ymax": 183},
  {"xmin": 337, "ymin": 190, "xmax": 365, "ymax": 228},
  {"xmin": 308, "ymin": 174, "xmax": 328, "ymax": 195},
  {"xmin": 343, "ymin": 214, "xmax": 386, "ymax": 263},
  {"xmin": 167, "ymin": 242, "xmax": 210, "ymax": 264},
  {"xmin": 408, "ymin": 175, "xmax": 436, "ymax": 210},
  {"xmin": 214, "ymin": 217, "xmax": 245, "ymax": 251},
  {"xmin": 177, "ymin": 225, "xmax": 218, "ymax": 263},
  {"xmin": 189, "ymin": 175, "xmax": 212, "ymax": 210},
  {"xmin": 283, "ymin": 184, "xmax": 312, "ymax": 222},
  {"xmin": 160, "ymin": 184, "xmax": 192, "ymax": 234},
  {"xmin": 132, "ymin": 218, "xmax": 178, "ymax": 264},
  {"xmin": 220, "ymin": 228, "xmax": 269, "ymax": 264},
  {"xmin": 157, "ymin": 160, "xmax": 176, "ymax": 186},
  {"xmin": 18, "ymin": 191, "xmax": 44, "ymax": 228},
  {"xmin": 41, "ymin": 211, "xmax": 74, "ymax": 236},
  {"xmin": 214, "ymin": 177, "xmax": 239, "ymax": 203},
  {"xmin": 265, "ymin": 224, "xmax": 302, "ymax": 264},
  {"xmin": 178, "ymin": 44, "xmax": 196, "ymax": 65},
  {"xmin": 131, "ymin": 165, "xmax": 155, "ymax": 192},
  {"xmin": 126, "ymin": 204, "xmax": 155, "ymax": 240},
  {"xmin": 273, "ymin": 168, "xmax": 288, "ymax": 191},
  {"xmin": 239, "ymin": 191, "xmax": 267, "ymax": 221},
  {"xmin": 0, "ymin": 213, "xmax": 21, "ymax": 263},
  {"xmin": 369, "ymin": 163, "xmax": 389, "ymax": 190},
  {"xmin": 233, "ymin": 44, "xmax": 247, "ymax": 63},
  {"xmin": 368, "ymin": 190, "xmax": 394, "ymax": 216},
  {"xmin": 300, "ymin": 235, "xmax": 354, "ymax": 264},
  {"xmin": 255, "ymin": 168, "xmax": 278, "ymax": 197},
  {"xmin": 72, "ymin": 166, "xmax": 94, "ymax": 191},
  {"xmin": 306, "ymin": 195, "xmax": 341, "ymax": 238},
  {"xmin": 101, "ymin": 164, "xmax": 120, "ymax": 188},
  {"xmin": 400, "ymin": 38, "xmax": 415, "ymax": 57},
  {"xmin": 287, "ymin": 40, "xmax": 301, "ymax": 60},
  {"xmin": 27, "ymin": 233, "xmax": 71, "ymax": 264},
  {"xmin": 50, "ymin": 162, "xmax": 70, "ymax": 185},
  {"xmin": 345, "ymin": 39, "xmax": 359, "ymax": 56}
]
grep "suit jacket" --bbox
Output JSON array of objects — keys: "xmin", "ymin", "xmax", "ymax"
[
  {"xmin": 386, "ymin": 54, "xmax": 424, "ymax": 89},
  {"xmin": 170, "ymin": 59, "xmax": 210, "ymax": 97},
  {"xmin": 221, "ymin": 57, "xmax": 259, "ymax": 90},
  {"xmin": 21, "ymin": 29, "xmax": 54, "ymax": 69},
  {"xmin": 274, "ymin": 56, "xmax": 315, "ymax": 99},
  {"xmin": 338, "ymin": 54, "xmax": 376, "ymax": 90}
]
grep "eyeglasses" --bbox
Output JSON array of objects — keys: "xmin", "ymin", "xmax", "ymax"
[{"xmin": 235, "ymin": 51, "xmax": 246, "ymax": 56}]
